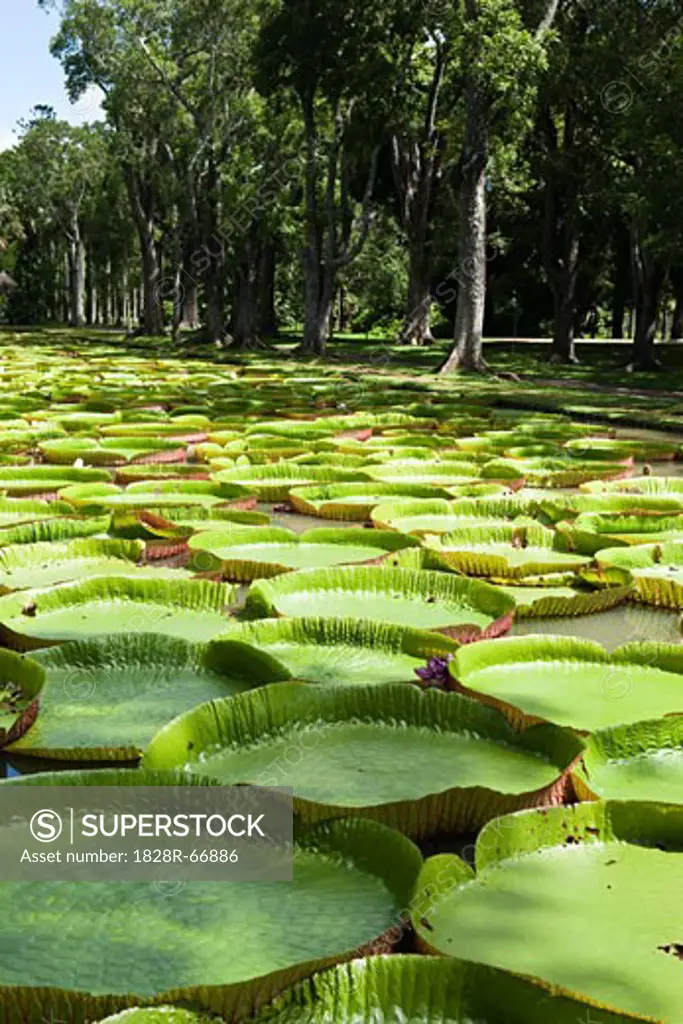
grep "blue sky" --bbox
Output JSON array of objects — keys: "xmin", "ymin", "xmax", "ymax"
[{"xmin": 0, "ymin": 0, "xmax": 103, "ymax": 151}]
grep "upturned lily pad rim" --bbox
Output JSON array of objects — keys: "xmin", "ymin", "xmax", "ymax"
[
  {"xmin": 0, "ymin": 814, "xmax": 422, "ymax": 1021},
  {"xmin": 245, "ymin": 564, "xmax": 516, "ymax": 634},
  {"xmin": 0, "ymin": 576, "xmax": 236, "ymax": 651},
  {"xmin": 142, "ymin": 681, "xmax": 584, "ymax": 836},
  {"xmin": 205, "ymin": 616, "xmax": 461, "ymax": 684},
  {"xmin": 253, "ymin": 954, "xmax": 643, "ymax": 1024},
  {"xmin": 0, "ymin": 647, "xmax": 45, "ymax": 748},
  {"xmin": 451, "ymin": 634, "xmax": 683, "ymax": 730},
  {"xmin": 413, "ymin": 800, "xmax": 683, "ymax": 1022},
  {"xmin": 572, "ymin": 716, "xmax": 683, "ymax": 802}
]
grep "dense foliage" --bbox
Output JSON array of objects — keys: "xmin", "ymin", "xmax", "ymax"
[{"xmin": 3, "ymin": 2, "xmax": 683, "ymax": 363}]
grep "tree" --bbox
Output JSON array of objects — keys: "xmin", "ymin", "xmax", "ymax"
[
  {"xmin": 390, "ymin": 23, "xmax": 451, "ymax": 346},
  {"xmin": 4, "ymin": 110, "xmax": 107, "ymax": 326},
  {"xmin": 257, "ymin": 0, "xmax": 414, "ymax": 355},
  {"xmin": 440, "ymin": 0, "xmax": 560, "ymax": 374}
]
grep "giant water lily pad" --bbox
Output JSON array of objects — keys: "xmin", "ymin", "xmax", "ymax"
[
  {"xmin": 564, "ymin": 436, "xmax": 678, "ymax": 461},
  {"xmin": 289, "ymin": 482, "xmax": 451, "ymax": 521},
  {"xmin": 452, "ymin": 635, "xmax": 683, "ymax": 731},
  {"xmin": 0, "ymin": 806, "xmax": 421, "ymax": 1023},
  {"xmin": 38, "ymin": 436, "xmax": 188, "ymax": 466},
  {"xmin": 581, "ymin": 476, "xmax": 683, "ymax": 497},
  {"xmin": 365, "ymin": 461, "xmax": 481, "ymax": 486},
  {"xmin": 254, "ymin": 955, "xmax": 638, "ymax": 1024},
  {"xmin": 496, "ymin": 575, "xmax": 633, "ymax": 618},
  {"xmin": 212, "ymin": 464, "xmax": 368, "ymax": 500},
  {"xmin": 573, "ymin": 717, "xmax": 683, "ymax": 804},
  {"xmin": 424, "ymin": 524, "xmax": 590, "ymax": 578},
  {"xmin": 114, "ymin": 464, "xmax": 212, "ymax": 485},
  {"xmin": 189, "ymin": 527, "xmax": 417, "ymax": 581},
  {"xmin": 0, "ymin": 497, "xmax": 74, "ymax": 527},
  {"xmin": 0, "ymin": 514, "xmax": 111, "ymax": 548},
  {"xmin": 562, "ymin": 512, "xmax": 683, "ymax": 553},
  {"xmin": 413, "ymin": 801, "xmax": 683, "ymax": 1022},
  {"xmin": 372, "ymin": 496, "xmax": 541, "ymax": 535},
  {"xmin": 0, "ymin": 577, "xmax": 235, "ymax": 651},
  {"xmin": 0, "ymin": 538, "xmax": 190, "ymax": 593},
  {"xmin": 0, "ymin": 647, "xmax": 44, "ymax": 748},
  {"xmin": 143, "ymin": 683, "xmax": 583, "ymax": 836},
  {"xmin": 0, "ymin": 466, "xmax": 110, "ymax": 497},
  {"xmin": 8, "ymin": 633, "xmax": 257, "ymax": 761},
  {"xmin": 95, "ymin": 1010, "xmax": 216, "ymax": 1024},
  {"xmin": 246, "ymin": 566, "xmax": 515, "ymax": 636},
  {"xmin": 59, "ymin": 483, "xmax": 231, "ymax": 512},
  {"xmin": 205, "ymin": 617, "xmax": 460, "ymax": 687},
  {"xmin": 483, "ymin": 457, "xmax": 631, "ymax": 488},
  {"xmin": 596, "ymin": 542, "xmax": 683, "ymax": 608}
]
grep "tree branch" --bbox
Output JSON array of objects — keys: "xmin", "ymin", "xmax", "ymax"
[{"xmin": 535, "ymin": 0, "xmax": 560, "ymax": 39}]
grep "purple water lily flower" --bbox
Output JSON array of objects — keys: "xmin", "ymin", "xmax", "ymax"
[{"xmin": 414, "ymin": 655, "xmax": 454, "ymax": 690}]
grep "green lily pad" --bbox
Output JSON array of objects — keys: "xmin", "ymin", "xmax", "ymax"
[
  {"xmin": 289, "ymin": 483, "xmax": 451, "ymax": 521},
  {"xmin": 0, "ymin": 807, "xmax": 421, "ymax": 1023},
  {"xmin": 0, "ymin": 466, "xmax": 110, "ymax": 497},
  {"xmin": 189, "ymin": 527, "xmax": 417, "ymax": 581},
  {"xmin": 564, "ymin": 436, "xmax": 678, "ymax": 461},
  {"xmin": 573, "ymin": 717, "xmax": 683, "ymax": 804},
  {"xmin": 246, "ymin": 566, "xmax": 515, "ymax": 637},
  {"xmin": 205, "ymin": 617, "xmax": 459, "ymax": 687},
  {"xmin": 424, "ymin": 524, "xmax": 590, "ymax": 578},
  {"xmin": 0, "ymin": 577, "xmax": 235, "ymax": 651},
  {"xmin": 0, "ymin": 497, "xmax": 74, "ymax": 527},
  {"xmin": 497, "ymin": 577, "xmax": 633, "ymax": 618},
  {"xmin": 563, "ymin": 512, "xmax": 683, "ymax": 553},
  {"xmin": 413, "ymin": 801, "xmax": 683, "ymax": 1022},
  {"xmin": 0, "ymin": 538, "xmax": 191, "ymax": 592},
  {"xmin": 0, "ymin": 514, "xmax": 111, "ymax": 547},
  {"xmin": 581, "ymin": 476, "xmax": 683, "ymax": 497},
  {"xmin": 483, "ymin": 458, "xmax": 631, "ymax": 488},
  {"xmin": 8, "ymin": 633, "xmax": 257, "ymax": 761},
  {"xmin": 0, "ymin": 647, "xmax": 44, "ymax": 748},
  {"xmin": 212, "ymin": 464, "xmax": 369, "ymax": 500},
  {"xmin": 95, "ymin": 1010, "xmax": 217, "ymax": 1024},
  {"xmin": 143, "ymin": 682, "xmax": 583, "ymax": 837},
  {"xmin": 372, "ymin": 496, "xmax": 542, "ymax": 535},
  {"xmin": 452, "ymin": 635, "xmax": 683, "ymax": 731},
  {"xmin": 254, "ymin": 955, "xmax": 637, "ymax": 1024},
  {"xmin": 596, "ymin": 542, "xmax": 683, "ymax": 608},
  {"xmin": 59, "ymin": 483, "xmax": 229, "ymax": 512},
  {"xmin": 38, "ymin": 437, "xmax": 187, "ymax": 466},
  {"xmin": 365, "ymin": 461, "xmax": 481, "ymax": 486},
  {"xmin": 120, "ymin": 505, "xmax": 270, "ymax": 541}
]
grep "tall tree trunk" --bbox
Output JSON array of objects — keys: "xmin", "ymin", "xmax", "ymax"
[
  {"xmin": 302, "ymin": 257, "xmax": 335, "ymax": 355},
  {"xmin": 549, "ymin": 234, "xmax": 580, "ymax": 363},
  {"xmin": 611, "ymin": 226, "xmax": 630, "ymax": 339},
  {"xmin": 232, "ymin": 263, "xmax": 257, "ymax": 349},
  {"xmin": 300, "ymin": 93, "xmax": 328, "ymax": 356},
  {"xmin": 66, "ymin": 213, "xmax": 85, "ymax": 328},
  {"xmin": 124, "ymin": 166, "xmax": 164, "ymax": 336},
  {"xmin": 440, "ymin": 81, "xmax": 489, "ymax": 374},
  {"xmin": 257, "ymin": 238, "xmax": 277, "ymax": 337},
  {"xmin": 391, "ymin": 49, "xmax": 444, "ymax": 347},
  {"xmin": 631, "ymin": 230, "xmax": 664, "ymax": 370},
  {"xmin": 401, "ymin": 243, "xmax": 433, "ymax": 345},
  {"xmin": 204, "ymin": 265, "xmax": 225, "ymax": 343},
  {"xmin": 671, "ymin": 266, "xmax": 683, "ymax": 340},
  {"xmin": 180, "ymin": 246, "xmax": 200, "ymax": 331},
  {"xmin": 299, "ymin": 92, "xmax": 378, "ymax": 356},
  {"xmin": 140, "ymin": 228, "xmax": 163, "ymax": 335}
]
